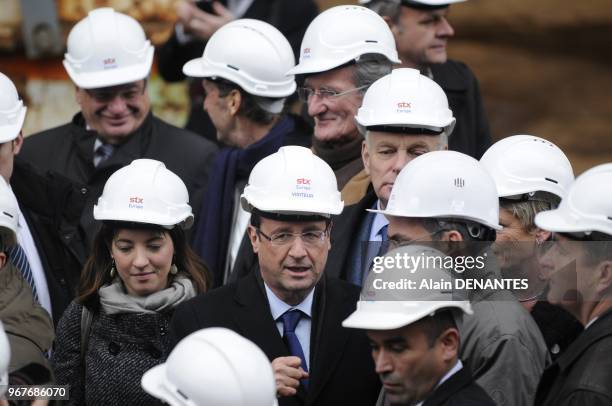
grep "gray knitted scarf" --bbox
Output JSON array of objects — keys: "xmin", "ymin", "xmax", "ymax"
[{"xmin": 98, "ymin": 275, "xmax": 196, "ymax": 315}]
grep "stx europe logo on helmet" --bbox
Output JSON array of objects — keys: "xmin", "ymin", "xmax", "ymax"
[
  {"xmin": 103, "ymin": 57, "xmax": 118, "ymax": 70},
  {"xmin": 293, "ymin": 178, "xmax": 314, "ymax": 198},
  {"xmin": 302, "ymin": 47, "xmax": 311, "ymax": 59},
  {"xmin": 129, "ymin": 196, "xmax": 144, "ymax": 209},
  {"xmin": 396, "ymin": 101, "xmax": 412, "ymax": 114}
]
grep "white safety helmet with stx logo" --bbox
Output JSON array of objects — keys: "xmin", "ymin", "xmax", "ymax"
[
  {"xmin": 63, "ymin": 7, "xmax": 154, "ymax": 89},
  {"xmin": 0, "ymin": 321, "xmax": 10, "ymax": 397},
  {"xmin": 94, "ymin": 159, "xmax": 193, "ymax": 229},
  {"xmin": 373, "ymin": 150, "xmax": 502, "ymax": 230},
  {"xmin": 241, "ymin": 146, "xmax": 344, "ymax": 217},
  {"xmin": 343, "ymin": 245, "xmax": 472, "ymax": 330},
  {"xmin": 535, "ymin": 163, "xmax": 612, "ymax": 237},
  {"xmin": 183, "ymin": 19, "xmax": 296, "ymax": 99},
  {"xmin": 142, "ymin": 327, "xmax": 278, "ymax": 406},
  {"xmin": 287, "ymin": 5, "xmax": 400, "ymax": 76},
  {"xmin": 480, "ymin": 135, "xmax": 574, "ymax": 201},
  {"xmin": 0, "ymin": 72, "xmax": 26, "ymax": 143},
  {"xmin": 355, "ymin": 68, "xmax": 455, "ymax": 136}
]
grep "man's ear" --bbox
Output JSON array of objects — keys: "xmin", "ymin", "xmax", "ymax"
[
  {"xmin": 12, "ymin": 132, "xmax": 24, "ymax": 155},
  {"xmin": 227, "ymin": 89, "xmax": 242, "ymax": 116},
  {"xmin": 437, "ymin": 328, "xmax": 459, "ymax": 363},
  {"xmin": 442, "ymin": 230, "xmax": 463, "ymax": 242},
  {"xmin": 247, "ymin": 225, "xmax": 259, "ymax": 254},
  {"xmin": 595, "ymin": 260, "xmax": 612, "ymax": 295},
  {"xmin": 0, "ymin": 251, "xmax": 6, "ymax": 269},
  {"xmin": 362, "ymin": 139, "xmax": 371, "ymax": 176}
]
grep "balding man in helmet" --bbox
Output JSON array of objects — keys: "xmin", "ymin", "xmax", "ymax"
[
  {"xmin": 362, "ymin": 0, "xmax": 491, "ymax": 159},
  {"xmin": 20, "ymin": 8, "xmax": 217, "ymax": 249},
  {"xmin": 171, "ymin": 146, "xmax": 380, "ymax": 405}
]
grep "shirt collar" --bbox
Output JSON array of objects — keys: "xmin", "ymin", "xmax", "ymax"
[
  {"xmin": 264, "ymin": 282, "xmax": 315, "ymax": 321},
  {"xmin": 372, "ymin": 200, "xmax": 389, "ymax": 237}
]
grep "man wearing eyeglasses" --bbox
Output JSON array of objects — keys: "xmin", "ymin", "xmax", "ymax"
[
  {"xmin": 170, "ymin": 146, "xmax": 380, "ymax": 406},
  {"xmin": 361, "ymin": 0, "xmax": 491, "ymax": 160},
  {"xmin": 288, "ymin": 6, "xmax": 400, "ymax": 205},
  {"xmin": 19, "ymin": 8, "xmax": 217, "ymax": 248}
]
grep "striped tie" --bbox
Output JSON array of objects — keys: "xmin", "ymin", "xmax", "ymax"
[
  {"xmin": 8, "ymin": 244, "xmax": 39, "ymax": 302},
  {"xmin": 94, "ymin": 143, "xmax": 115, "ymax": 167}
]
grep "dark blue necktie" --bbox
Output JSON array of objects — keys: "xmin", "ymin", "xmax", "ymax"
[
  {"xmin": 279, "ymin": 309, "xmax": 309, "ymax": 389},
  {"xmin": 95, "ymin": 143, "xmax": 115, "ymax": 167},
  {"xmin": 9, "ymin": 244, "xmax": 39, "ymax": 302}
]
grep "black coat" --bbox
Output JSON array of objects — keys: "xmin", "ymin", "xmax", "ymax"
[
  {"xmin": 534, "ymin": 309, "xmax": 612, "ymax": 406},
  {"xmin": 157, "ymin": 0, "xmax": 319, "ymax": 142},
  {"xmin": 170, "ymin": 272, "xmax": 381, "ymax": 406},
  {"xmin": 422, "ymin": 367, "xmax": 496, "ymax": 406},
  {"xmin": 20, "ymin": 112, "xmax": 218, "ymax": 249},
  {"xmin": 324, "ymin": 186, "xmax": 378, "ymax": 281},
  {"xmin": 11, "ymin": 159, "xmax": 88, "ymax": 324},
  {"xmin": 431, "ymin": 60, "xmax": 492, "ymax": 159}
]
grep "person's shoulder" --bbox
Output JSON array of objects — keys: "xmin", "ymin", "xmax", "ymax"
[
  {"xmin": 24, "ymin": 121, "xmax": 76, "ymax": 146},
  {"xmin": 431, "ymin": 59, "xmax": 478, "ymax": 90},
  {"xmin": 177, "ymin": 283, "xmax": 238, "ymax": 311},
  {"xmin": 325, "ymin": 277, "xmax": 361, "ymax": 299},
  {"xmin": 151, "ymin": 115, "xmax": 218, "ymax": 150}
]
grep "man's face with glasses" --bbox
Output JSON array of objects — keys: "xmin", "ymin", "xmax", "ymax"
[
  {"xmin": 76, "ymin": 80, "xmax": 150, "ymax": 145},
  {"xmin": 248, "ymin": 217, "xmax": 331, "ymax": 305},
  {"xmin": 302, "ymin": 65, "xmax": 364, "ymax": 145}
]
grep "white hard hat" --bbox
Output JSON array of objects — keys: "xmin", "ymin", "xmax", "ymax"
[
  {"xmin": 0, "ymin": 321, "xmax": 10, "ymax": 396},
  {"xmin": 183, "ymin": 19, "xmax": 296, "ymax": 98},
  {"xmin": 359, "ymin": 0, "xmax": 466, "ymax": 6},
  {"xmin": 241, "ymin": 146, "xmax": 344, "ymax": 217},
  {"xmin": 0, "ymin": 72, "xmax": 26, "ymax": 143},
  {"xmin": 94, "ymin": 159, "xmax": 193, "ymax": 229},
  {"xmin": 355, "ymin": 68, "xmax": 455, "ymax": 136},
  {"xmin": 142, "ymin": 328, "xmax": 278, "ymax": 406},
  {"xmin": 535, "ymin": 163, "xmax": 612, "ymax": 237},
  {"xmin": 480, "ymin": 135, "xmax": 574, "ymax": 200},
  {"xmin": 287, "ymin": 5, "xmax": 400, "ymax": 76},
  {"xmin": 63, "ymin": 7, "xmax": 154, "ymax": 89},
  {"xmin": 0, "ymin": 176, "xmax": 19, "ymax": 245},
  {"xmin": 343, "ymin": 245, "xmax": 472, "ymax": 330},
  {"xmin": 373, "ymin": 150, "xmax": 502, "ymax": 230}
]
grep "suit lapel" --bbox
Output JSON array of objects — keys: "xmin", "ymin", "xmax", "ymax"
[{"xmin": 307, "ymin": 278, "xmax": 353, "ymax": 404}]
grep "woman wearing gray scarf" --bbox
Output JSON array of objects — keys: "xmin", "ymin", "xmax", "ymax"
[{"xmin": 52, "ymin": 159, "xmax": 211, "ymax": 405}]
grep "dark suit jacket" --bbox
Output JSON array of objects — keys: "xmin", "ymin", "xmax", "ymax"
[
  {"xmin": 171, "ymin": 272, "xmax": 380, "ymax": 406},
  {"xmin": 431, "ymin": 60, "xmax": 492, "ymax": 160},
  {"xmin": 535, "ymin": 309, "xmax": 612, "ymax": 406},
  {"xmin": 11, "ymin": 159, "xmax": 88, "ymax": 324},
  {"xmin": 325, "ymin": 186, "xmax": 378, "ymax": 281},
  {"xmin": 422, "ymin": 366, "xmax": 495, "ymax": 406}
]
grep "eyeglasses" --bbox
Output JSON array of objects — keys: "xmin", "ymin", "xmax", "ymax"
[
  {"xmin": 297, "ymin": 85, "xmax": 367, "ymax": 103},
  {"xmin": 257, "ymin": 228, "xmax": 329, "ymax": 247}
]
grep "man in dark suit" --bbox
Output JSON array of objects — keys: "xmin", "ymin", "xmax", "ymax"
[
  {"xmin": 343, "ymin": 245, "xmax": 495, "ymax": 406},
  {"xmin": 171, "ymin": 146, "xmax": 380, "ymax": 405},
  {"xmin": 325, "ymin": 68, "xmax": 453, "ymax": 283}
]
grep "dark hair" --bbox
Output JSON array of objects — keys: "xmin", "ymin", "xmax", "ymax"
[
  {"xmin": 249, "ymin": 209, "xmax": 332, "ymax": 229},
  {"xmin": 77, "ymin": 222, "xmax": 210, "ymax": 309},
  {"xmin": 214, "ymin": 79, "xmax": 280, "ymax": 125},
  {"xmin": 418, "ymin": 309, "xmax": 459, "ymax": 348}
]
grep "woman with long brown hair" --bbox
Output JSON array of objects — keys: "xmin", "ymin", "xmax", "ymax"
[{"xmin": 52, "ymin": 159, "xmax": 210, "ymax": 405}]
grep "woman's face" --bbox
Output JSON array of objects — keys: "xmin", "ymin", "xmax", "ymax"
[{"xmin": 111, "ymin": 228, "xmax": 175, "ymax": 296}]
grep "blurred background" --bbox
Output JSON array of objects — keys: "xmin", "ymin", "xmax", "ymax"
[{"xmin": 0, "ymin": 0, "xmax": 610, "ymax": 173}]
